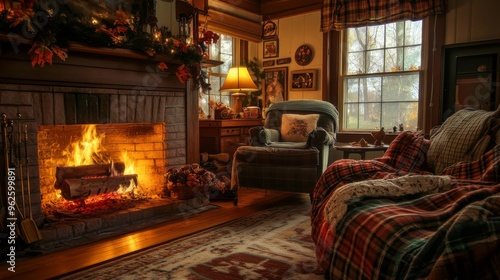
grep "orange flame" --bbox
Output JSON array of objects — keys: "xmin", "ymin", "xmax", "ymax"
[
  {"xmin": 63, "ymin": 125, "xmax": 106, "ymax": 166},
  {"xmin": 59, "ymin": 125, "xmax": 138, "ymax": 200}
]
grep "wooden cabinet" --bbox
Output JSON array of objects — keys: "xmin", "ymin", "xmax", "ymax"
[{"xmin": 199, "ymin": 119, "xmax": 263, "ymax": 159}]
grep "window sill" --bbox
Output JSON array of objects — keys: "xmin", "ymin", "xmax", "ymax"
[{"xmin": 335, "ymin": 131, "xmax": 401, "ymax": 144}]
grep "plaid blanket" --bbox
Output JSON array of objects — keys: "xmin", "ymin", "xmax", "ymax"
[{"xmin": 311, "ymin": 131, "xmax": 500, "ymax": 279}]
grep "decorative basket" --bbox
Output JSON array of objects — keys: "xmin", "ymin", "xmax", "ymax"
[
  {"xmin": 167, "ymin": 182, "xmax": 196, "ymax": 200},
  {"xmin": 164, "ymin": 164, "xmax": 221, "ymax": 200}
]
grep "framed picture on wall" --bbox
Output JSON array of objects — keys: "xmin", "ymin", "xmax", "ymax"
[
  {"xmin": 263, "ymin": 39, "xmax": 279, "ymax": 58},
  {"xmin": 263, "ymin": 67, "xmax": 288, "ymax": 107},
  {"xmin": 290, "ymin": 69, "xmax": 317, "ymax": 91},
  {"xmin": 262, "ymin": 20, "xmax": 278, "ymax": 39}
]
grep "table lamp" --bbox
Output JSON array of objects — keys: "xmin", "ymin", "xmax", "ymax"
[{"xmin": 219, "ymin": 66, "xmax": 258, "ymax": 114}]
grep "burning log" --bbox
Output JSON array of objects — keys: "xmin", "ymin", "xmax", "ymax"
[
  {"xmin": 54, "ymin": 161, "xmax": 136, "ymax": 201},
  {"xmin": 54, "ymin": 162, "xmax": 126, "ymax": 189},
  {"xmin": 59, "ymin": 174, "xmax": 138, "ymax": 200}
]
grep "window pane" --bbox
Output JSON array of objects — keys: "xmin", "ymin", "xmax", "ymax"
[
  {"xmin": 367, "ymin": 50, "xmax": 384, "ymax": 73},
  {"xmin": 344, "ymin": 103, "xmax": 359, "ymax": 130},
  {"xmin": 404, "ymin": 45, "xmax": 421, "ymax": 70},
  {"xmin": 346, "ymin": 78, "xmax": 360, "ymax": 102},
  {"xmin": 367, "ymin": 25, "xmax": 385, "ymax": 50},
  {"xmin": 405, "ymin": 20, "xmax": 422, "ymax": 45},
  {"xmin": 220, "ymin": 54, "xmax": 232, "ymax": 73},
  {"xmin": 382, "ymin": 102, "xmax": 418, "ymax": 131},
  {"xmin": 386, "ymin": 22, "xmax": 405, "ymax": 48},
  {"xmin": 347, "ymin": 51, "xmax": 365, "ymax": 75},
  {"xmin": 382, "ymin": 74, "xmax": 419, "ymax": 101},
  {"xmin": 359, "ymin": 77, "xmax": 381, "ymax": 102},
  {"xmin": 385, "ymin": 47, "xmax": 404, "ymax": 72},
  {"xmin": 358, "ymin": 103, "xmax": 381, "ymax": 130},
  {"xmin": 210, "ymin": 77, "xmax": 221, "ymax": 93},
  {"xmin": 347, "ymin": 27, "xmax": 366, "ymax": 52}
]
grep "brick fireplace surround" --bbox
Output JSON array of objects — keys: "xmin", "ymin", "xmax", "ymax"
[{"xmin": 0, "ymin": 39, "xmax": 200, "ymax": 244}]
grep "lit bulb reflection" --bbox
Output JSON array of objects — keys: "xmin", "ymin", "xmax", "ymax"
[{"xmin": 124, "ymin": 235, "xmax": 139, "ymax": 251}]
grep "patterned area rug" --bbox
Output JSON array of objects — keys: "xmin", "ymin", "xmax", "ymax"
[{"xmin": 60, "ymin": 198, "xmax": 325, "ymax": 279}]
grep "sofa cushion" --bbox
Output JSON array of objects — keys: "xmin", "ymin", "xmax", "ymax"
[
  {"xmin": 427, "ymin": 107, "xmax": 499, "ymax": 174},
  {"xmin": 234, "ymin": 145, "xmax": 319, "ymax": 165},
  {"xmin": 280, "ymin": 113, "xmax": 319, "ymax": 142}
]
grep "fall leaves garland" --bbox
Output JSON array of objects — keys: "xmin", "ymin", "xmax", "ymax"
[{"xmin": 0, "ymin": 1, "xmax": 219, "ymax": 87}]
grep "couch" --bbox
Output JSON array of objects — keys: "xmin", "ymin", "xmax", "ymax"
[
  {"xmin": 230, "ymin": 99, "xmax": 339, "ymax": 194},
  {"xmin": 311, "ymin": 107, "xmax": 500, "ymax": 279}
]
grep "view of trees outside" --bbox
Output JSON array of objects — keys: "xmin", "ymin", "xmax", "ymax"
[
  {"xmin": 199, "ymin": 34, "xmax": 234, "ymax": 115},
  {"xmin": 343, "ymin": 20, "xmax": 422, "ymax": 131}
]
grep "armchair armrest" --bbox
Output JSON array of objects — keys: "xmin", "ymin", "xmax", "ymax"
[
  {"xmin": 308, "ymin": 127, "xmax": 335, "ymax": 174},
  {"xmin": 307, "ymin": 127, "xmax": 335, "ymax": 148},
  {"xmin": 249, "ymin": 126, "xmax": 280, "ymax": 146}
]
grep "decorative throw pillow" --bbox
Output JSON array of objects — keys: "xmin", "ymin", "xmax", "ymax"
[
  {"xmin": 280, "ymin": 113, "xmax": 319, "ymax": 142},
  {"xmin": 427, "ymin": 107, "xmax": 499, "ymax": 174}
]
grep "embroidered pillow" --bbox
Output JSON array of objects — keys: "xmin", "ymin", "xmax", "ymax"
[{"xmin": 280, "ymin": 114, "xmax": 319, "ymax": 142}]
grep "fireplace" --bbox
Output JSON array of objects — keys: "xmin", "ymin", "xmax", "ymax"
[
  {"xmin": 0, "ymin": 39, "xmax": 200, "ymax": 244},
  {"xmin": 38, "ymin": 123, "xmax": 167, "ymax": 216}
]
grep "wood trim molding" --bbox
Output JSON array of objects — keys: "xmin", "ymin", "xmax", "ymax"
[
  {"xmin": 218, "ymin": 0, "xmax": 261, "ymax": 15},
  {"xmin": 261, "ymin": 0, "xmax": 322, "ymax": 19},
  {"xmin": 201, "ymin": 9, "xmax": 262, "ymax": 42}
]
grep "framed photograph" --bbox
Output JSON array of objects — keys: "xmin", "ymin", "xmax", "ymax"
[
  {"xmin": 290, "ymin": 69, "xmax": 317, "ymax": 91},
  {"xmin": 263, "ymin": 67, "xmax": 288, "ymax": 107},
  {"xmin": 276, "ymin": 57, "xmax": 291, "ymax": 65},
  {"xmin": 263, "ymin": 60, "xmax": 275, "ymax": 67},
  {"xmin": 263, "ymin": 39, "xmax": 279, "ymax": 58},
  {"xmin": 262, "ymin": 20, "xmax": 278, "ymax": 39}
]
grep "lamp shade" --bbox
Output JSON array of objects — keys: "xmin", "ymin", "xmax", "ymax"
[{"xmin": 219, "ymin": 66, "xmax": 258, "ymax": 92}]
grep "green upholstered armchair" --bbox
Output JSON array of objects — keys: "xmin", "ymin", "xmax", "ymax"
[{"xmin": 231, "ymin": 100, "xmax": 339, "ymax": 195}]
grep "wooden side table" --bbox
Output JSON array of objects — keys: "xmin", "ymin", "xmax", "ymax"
[
  {"xmin": 199, "ymin": 119, "xmax": 263, "ymax": 159},
  {"xmin": 335, "ymin": 144, "xmax": 390, "ymax": 160}
]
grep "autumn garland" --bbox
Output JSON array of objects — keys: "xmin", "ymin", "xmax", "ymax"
[{"xmin": 0, "ymin": 1, "xmax": 219, "ymax": 89}]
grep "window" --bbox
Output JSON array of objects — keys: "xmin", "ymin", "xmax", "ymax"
[
  {"xmin": 342, "ymin": 20, "xmax": 422, "ymax": 131},
  {"xmin": 199, "ymin": 34, "xmax": 234, "ymax": 115}
]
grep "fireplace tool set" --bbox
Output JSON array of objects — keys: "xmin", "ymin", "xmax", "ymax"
[{"xmin": 1, "ymin": 113, "xmax": 42, "ymax": 244}]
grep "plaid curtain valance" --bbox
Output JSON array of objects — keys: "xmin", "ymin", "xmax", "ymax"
[{"xmin": 321, "ymin": 0, "xmax": 447, "ymax": 31}]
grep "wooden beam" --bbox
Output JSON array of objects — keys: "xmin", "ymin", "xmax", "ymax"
[
  {"xmin": 203, "ymin": 9, "xmax": 262, "ymax": 42},
  {"xmin": 218, "ymin": 0, "xmax": 261, "ymax": 15},
  {"xmin": 261, "ymin": 0, "xmax": 322, "ymax": 19}
]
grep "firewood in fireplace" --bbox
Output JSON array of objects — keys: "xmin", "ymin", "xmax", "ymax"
[
  {"xmin": 59, "ymin": 174, "xmax": 138, "ymax": 200},
  {"xmin": 54, "ymin": 162, "xmax": 125, "ymax": 189}
]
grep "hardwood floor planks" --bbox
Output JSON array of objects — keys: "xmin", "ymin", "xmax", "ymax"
[{"xmin": 0, "ymin": 188, "xmax": 306, "ymax": 279}]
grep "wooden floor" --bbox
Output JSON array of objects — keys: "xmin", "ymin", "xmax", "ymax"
[{"xmin": 0, "ymin": 188, "xmax": 307, "ymax": 280}]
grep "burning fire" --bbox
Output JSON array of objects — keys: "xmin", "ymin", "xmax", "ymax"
[
  {"xmin": 56, "ymin": 125, "xmax": 138, "ymax": 202},
  {"xmin": 40, "ymin": 123, "xmax": 166, "ymax": 218},
  {"xmin": 63, "ymin": 125, "xmax": 107, "ymax": 166}
]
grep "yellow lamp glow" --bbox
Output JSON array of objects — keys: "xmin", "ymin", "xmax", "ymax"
[{"xmin": 219, "ymin": 66, "xmax": 258, "ymax": 113}]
